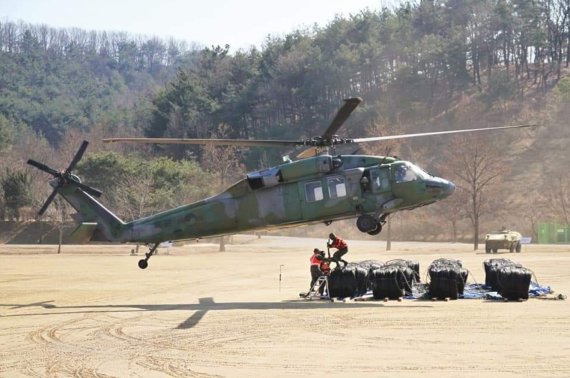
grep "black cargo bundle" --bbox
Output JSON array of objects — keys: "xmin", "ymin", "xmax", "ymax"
[
  {"xmin": 350, "ymin": 263, "xmax": 370, "ymax": 297},
  {"xmin": 328, "ymin": 264, "xmax": 369, "ymax": 299},
  {"xmin": 483, "ymin": 259, "xmax": 532, "ymax": 300},
  {"xmin": 428, "ymin": 258, "xmax": 469, "ymax": 300},
  {"xmin": 369, "ymin": 265, "xmax": 415, "ymax": 299},
  {"xmin": 385, "ymin": 259, "xmax": 421, "ymax": 283},
  {"xmin": 355, "ymin": 260, "xmax": 384, "ymax": 292},
  {"xmin": 483, "ymin": 259, "xmax": 522, "ymax": 291},
  {"xmin": 357, "ymin": 260, "xmax": 385, "ymax": 274},
  {"xmin": 496, "ymin": 266, "xmax": 532, "ymax": 300}
]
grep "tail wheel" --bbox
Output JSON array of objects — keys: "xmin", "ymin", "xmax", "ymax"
[{"xmin": 137, "ymin": 243, "xmax": 159, "ymax": 269}]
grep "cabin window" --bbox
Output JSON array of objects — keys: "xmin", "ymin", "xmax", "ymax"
[
  {"xmin": 327, "ymin": 176, "xmax": 347, "ymax": 199},
  {"xmin": 368, "ymin": 168, "xmax": 391, "ymax": 192},
  {"xmin": 305, "ymin": 181, "xmax": 324, "ymax": 202}
]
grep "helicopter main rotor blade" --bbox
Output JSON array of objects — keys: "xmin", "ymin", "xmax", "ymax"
[
  {"xmin": 351, "ymin": 124, "xmax": 538, "ymax": 144},
  {"xmin": 294, "ymin": 97, "xmax": 362, "ymax": 159},
  {"xmin": 103, "ymin": 98, "xmax": 363, "ymax": 151},
  {"xmin": 103, "ymin": 137, "xmax": 304, "ymax": 148},
  {"xmin": 322, "ymin": 97, "xmax": 362, "ymax": 139}
]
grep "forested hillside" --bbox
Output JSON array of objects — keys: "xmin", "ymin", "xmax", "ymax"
[{"xmin": 1, "ymin": 0, "xmax": 569, "ymax": 243}]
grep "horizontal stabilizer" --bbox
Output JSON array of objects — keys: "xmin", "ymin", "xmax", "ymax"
[{"xmin": 69, "ymin": 222, "xmax": 98, "ymax": 244}]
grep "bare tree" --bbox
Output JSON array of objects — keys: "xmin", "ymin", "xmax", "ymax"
[
  {"xmin": 113, "ymin": 172, "xmax": 156, "ymax": 221},
  {"xmin": 200, "ymin": 125, "xmax": 244, "ymax": 188},
  {"xmin": 434, "ymin": 186, "xmax": 469, "ymax": 243},
  {"xmin": 442, "ymin": 134, "xmax": 509, "ymax": 250},
  {"xmin": 517, "ymin": 194, "xmax": 548, "ymax": 243},
  {"xmin": 546, "ymin": 177, "xmax": 570, "ymax": 226},
  {"xmin": 52, "ymin": 198, "xmax": 70, "ymax": 253},
  {"xmin": 200, "ymin": 124, "xmax": 245, "ymax": 251}
]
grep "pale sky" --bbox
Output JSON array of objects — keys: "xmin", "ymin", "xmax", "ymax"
[{"xmin": 0, "ymin": 0, "xmax": 399, "ymax": 50}]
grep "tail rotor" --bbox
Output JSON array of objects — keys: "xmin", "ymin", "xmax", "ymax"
[{"xmin": 27, "ymin": 140, "xmax": 103, "ymax": 216}]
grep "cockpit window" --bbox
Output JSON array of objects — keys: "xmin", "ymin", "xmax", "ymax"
[
  {"xmin": 411, "ymin": 163, "xmax": 431, "ymax": 180},
  {"xmin": 394, "ymin": 162, "xmax": 431, "ymax": 183},
  {"xmin": 394, "ymin": 163, "xmax": 416, "ymax": 183}
]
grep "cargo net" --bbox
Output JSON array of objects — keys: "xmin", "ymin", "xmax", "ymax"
[
  {"xmin": 481, "ymin": 258, "xmax": 550, "ymax": 301},
  {"xmin": 423, "ymin": 258, "xmax": 469, "ymax": 300},
  {"xmin": 325, "ymin": 259, "xmax": 421, "ymax": 300},
  {"xmin": 319, "ymin": 258, "xmax": 560, "ymax": 301},
  {"xmin": 424, "ymin": 258, "xmax": 558, "ymax": 301}
]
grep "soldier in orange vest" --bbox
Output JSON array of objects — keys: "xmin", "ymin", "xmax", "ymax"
[
  {"xmin": 320, "ymin": 258, "xmax": 331, "ymax": 276},
  {"xmin": 327, "ymin": 233, "xmax": 348, "ymax": 269},
  {"xmin": 309, "ymin": 248, "xmax": 324, "ymax": 289}
]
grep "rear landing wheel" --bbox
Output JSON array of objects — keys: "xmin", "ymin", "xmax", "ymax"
[{"xmin": 137, "ymin": 243, "xmax": 159, "ymax": 269}]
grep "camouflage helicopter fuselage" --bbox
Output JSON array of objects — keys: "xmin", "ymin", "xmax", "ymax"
[
  {"xmin": 58, "ymin": 154, "xmax": 455, "ymax": 244},
  {"xmin": 30, "ymin": 96, "xmax": 534, "ymax": 270}
]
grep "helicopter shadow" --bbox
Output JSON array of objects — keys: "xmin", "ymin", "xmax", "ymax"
[{"xmin": 1, "ymin": 297, "xmax": 432, "ymax": 329}]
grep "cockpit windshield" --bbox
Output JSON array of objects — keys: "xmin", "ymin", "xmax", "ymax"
[{"xmin": 394, "ymin": 162, "xmax": 431, "ymax": 183}]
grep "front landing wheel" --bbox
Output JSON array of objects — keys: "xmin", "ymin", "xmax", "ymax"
[
  {"xmin": 367, "ymin": 223, "xmax": 382, "ymax": 235},
  {"xmin": 138, "ymin": 259, "xmax": 149, "ymax": 269},
  {"xmin": 357, "ymin": 214, "xmax": 377, "ymax": 233}
]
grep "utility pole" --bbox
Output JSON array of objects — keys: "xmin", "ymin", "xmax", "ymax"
[{"xmin": 386, "ymin": 220, "xmax": 392, "ymax": 251}]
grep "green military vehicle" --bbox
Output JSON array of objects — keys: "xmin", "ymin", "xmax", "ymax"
[{"xmin": 485, "ymin": 229, "xmax": 522, "ymax": 253}]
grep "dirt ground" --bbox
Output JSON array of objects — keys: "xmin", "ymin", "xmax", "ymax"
[{"xmin": 1, "ymin": 235, "xmax": 569, "ymax": 377}]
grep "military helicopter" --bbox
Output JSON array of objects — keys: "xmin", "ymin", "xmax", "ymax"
[{"xmin": 27, "ymin": 97, "xmax": 534, "ymax": 269}]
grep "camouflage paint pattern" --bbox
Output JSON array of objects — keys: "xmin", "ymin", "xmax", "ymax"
[{"xmin": 57, "ymin": 154, "xmax": 455, "ymax": 244}]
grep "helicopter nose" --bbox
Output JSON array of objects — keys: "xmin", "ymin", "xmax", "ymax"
[
  {"xmin": 425, "ymin": 178, "xmax": 455, "ymax": 198},
  {"xmin": 443, "ymin": 180, "xmax": 456, "ymax": 197}
]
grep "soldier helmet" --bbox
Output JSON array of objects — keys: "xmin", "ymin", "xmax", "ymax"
[
  {"xmin": 329, "ymin": 233, "xmax": 336, "ymax": 240},
  {"xmin": 313, "ymin": 248, "xmax": 320, "ymax": 253}
]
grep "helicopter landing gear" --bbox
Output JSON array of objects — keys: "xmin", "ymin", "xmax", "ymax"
[
  {"xmin": 357, "ymin": 214, "xmax": 378, "ymax": 233},
  {"xmin": 138, "ymin": 243, "xmax": 159, "ymax": 269},
  {"xmin": 357, "ymin": 214, "xmax": 388, "ymax": 235},
  {"xmin": 367, "ymin": 223, "xmax": 382, "ymax": 235}
]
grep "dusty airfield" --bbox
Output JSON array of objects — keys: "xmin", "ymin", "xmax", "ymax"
[{"xmin": 1, "ymin": 236, "xmax": 569, "ymax": 378}]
